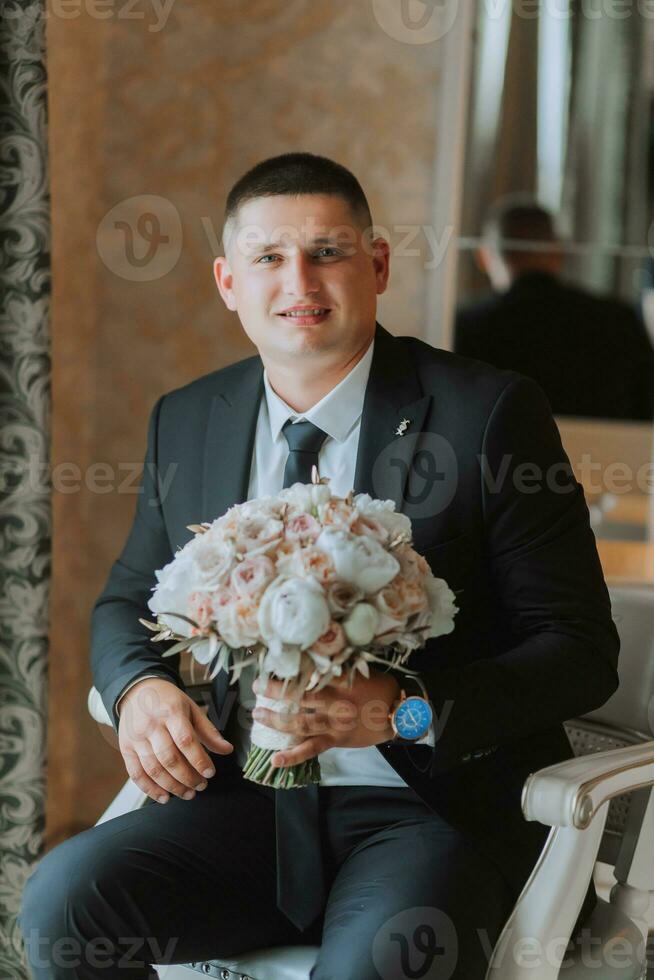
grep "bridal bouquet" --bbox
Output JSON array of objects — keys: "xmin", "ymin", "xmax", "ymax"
[{"xmin": 140, "ymin": 471, "xmax": 457, "ymax": 788}]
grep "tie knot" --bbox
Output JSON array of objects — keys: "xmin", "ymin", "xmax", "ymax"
[{"xmin": 281, "ymin": 418, "xmax": 328, "ymax": 455}]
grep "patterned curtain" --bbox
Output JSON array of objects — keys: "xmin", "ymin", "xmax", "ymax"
[{"xmin": 0, "ymin": 2, "xmax": 51, "ymax": 977}]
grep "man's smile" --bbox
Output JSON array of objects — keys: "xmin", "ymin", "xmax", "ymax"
[{"xmin": 277, "ymin": 305, "xmax": 331, "ymax": 325}]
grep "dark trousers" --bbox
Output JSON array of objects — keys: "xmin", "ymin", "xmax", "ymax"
[{"xmin": 18, "ymin": 758, "xmax": 518, "ymax": 980}]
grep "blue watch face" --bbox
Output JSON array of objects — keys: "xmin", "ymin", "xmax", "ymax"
[{"xmin": 394, "ymin": 696, "xmax": 432, "ymax": 739}]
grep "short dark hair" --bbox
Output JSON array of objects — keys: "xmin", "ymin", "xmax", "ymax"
[
  {"xmin": 223, "ymin": 152, "xmax": 373, "ymax": 242},
  {"xmin": 483, "ymin": 195, "xmax": 559, "ymax": 257}
]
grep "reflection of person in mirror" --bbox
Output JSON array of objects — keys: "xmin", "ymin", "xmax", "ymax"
[
  {"xmin": 20, "ymin": 155, "xmax": 620, "ymax": 980},
  {"xmin": 455, "ymin": 196, "xmax": 654, "ymax": 421}
]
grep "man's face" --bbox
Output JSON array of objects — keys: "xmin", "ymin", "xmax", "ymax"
[{"xmin": 213, "ymin": 194, "xmax": 389, "ymax": 364}]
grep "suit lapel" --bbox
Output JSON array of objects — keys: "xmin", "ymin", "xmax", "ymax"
[
  {"xmin": 201, "ymin": 356, "xmax": 264, "ymax": 524},
  {"xmin": 354, "ymin": 324, "xmax": 432, "ymax": 516}
]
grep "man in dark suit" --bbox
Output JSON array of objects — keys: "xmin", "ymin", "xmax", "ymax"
[
  {"xmin": 454, "ymin": 197, "xmax": 654, "ymax": 421},
  {"xmin": 19, "ymin": 155, "xmax": 619, "ymax": 979}
]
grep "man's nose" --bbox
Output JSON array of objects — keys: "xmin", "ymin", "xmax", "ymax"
[{"xmin": 283, "ymin": 255, "xmax": 320, "ymax": 295}]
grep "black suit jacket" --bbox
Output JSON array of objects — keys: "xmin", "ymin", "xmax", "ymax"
[
  {"xmin": 91, "ymin": 323, "xmax": 619, "ymax": 914},
  {"xmin": 454, "ymin": 270, "xmax": 654, "ymax": 421}
]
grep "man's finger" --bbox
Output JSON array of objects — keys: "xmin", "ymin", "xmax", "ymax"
[
  {"xmin": 270, "ymin": 737, "xmax": 328, "ymax": 768},
  {"xmin": 191, "ymin": 701, "xmax": 234, "ymax": 759},
  {"xmin": 253, "ymin": 706, "xmax": 329, "ymax": 736},
  {"xmin": 122, "ymin": 746, "xmax": 171, "ymax": 804},
  {"xmin": 166, "ymin": 715, "xmax": 219, "ymax": 780}
]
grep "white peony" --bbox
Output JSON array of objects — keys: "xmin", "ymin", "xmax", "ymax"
[
  {"xmin": 262, "ymin": 637, "xmax": 302, "ymax": 679},
  {"xmin": 258, "ymin": 575, "xmax": 331, "ymax": 650},
  {"xmin": 423, "ymin": 575, "xmax": 458, "ymax": 638},
  {"xmin": 342, "ymin": 602, "xmax": 379, "ymax": 646},
  {"xmin": 353, "ymin": 493, "xmax": 412, "ymax": 540},
  {"xmin": 278, "ymin": 482, "xmax": 332, "ymax": 514},
  {"xmin": 314, "ymin": 528, "xmax": 400, "ymax": 594}
]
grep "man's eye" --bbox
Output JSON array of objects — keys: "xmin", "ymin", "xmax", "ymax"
[
  {"xmin": 315, "ymin": 247, "xmax": 341, "ymax": 258},
  {"xmin": 256, "ymin": 254, "xmax": 280, "ymax": 264}
]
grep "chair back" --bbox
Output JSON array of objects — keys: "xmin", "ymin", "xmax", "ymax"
[{"xmin": 565, "ymin": 585, "xmax": 654, "ymax": 864}]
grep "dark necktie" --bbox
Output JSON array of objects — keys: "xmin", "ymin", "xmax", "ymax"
[{"xmin": 275, "ymin": 417, "xmax": 329, "ymax": 932}]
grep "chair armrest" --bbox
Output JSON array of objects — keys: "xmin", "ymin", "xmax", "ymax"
[
  {"xmin": 522, "ymin": 740, "xmax": 654, "ymax": 829},
  {"xmin": 88, "ymin": 686, "xmax": 113, "ymax": 727},
  {"xmin": 487, "ymin": 742, "xmax": 654, "ymax": 978},
  {"xmin": 95, "ymin": 778, "xmax": 149, "ymax": 825}
]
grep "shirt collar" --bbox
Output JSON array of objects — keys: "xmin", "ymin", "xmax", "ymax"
[{"xmin": 263, "ymin": 337, "xmax": 375, "ymax": 444}]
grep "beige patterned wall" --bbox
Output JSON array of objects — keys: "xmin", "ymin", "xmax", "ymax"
[{"xmin": 46, "ymin": 0, "xmax": 443, "ymax": 843}]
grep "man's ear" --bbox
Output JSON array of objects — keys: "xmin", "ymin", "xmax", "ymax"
[
  {"xmin": 213, "ymin": 256, "xmax": 237, "ymax": 311},
  {"xmin": 371, "ymin": 237, "xmax": 391, "ymax": 295}
]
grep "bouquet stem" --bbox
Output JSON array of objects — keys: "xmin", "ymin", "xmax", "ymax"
[{"xmin": 242, "ymin": 744, "xmax": 321, "ymax": 788}]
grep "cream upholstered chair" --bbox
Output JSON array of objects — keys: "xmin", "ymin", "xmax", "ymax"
[{"xmin": 87, "ymin": 585, "xmax": 654, "ymax": 980}]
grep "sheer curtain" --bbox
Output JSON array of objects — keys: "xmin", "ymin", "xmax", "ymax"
[
  {"xmin": 0, "ymin": 3, "xmax": 51, "ymax": 977},
  {"xmin": 456, "ymin": 0, "xmax": 653, "ymax": 307}
]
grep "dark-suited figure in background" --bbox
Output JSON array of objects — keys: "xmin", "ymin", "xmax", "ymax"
[
  {"xmin": 454, "ymin": 198, "xmax": 654, "ymax": 421},
  {"xmin": 19, "ymin": 156, "xmax": 620, "ymax": 980}
]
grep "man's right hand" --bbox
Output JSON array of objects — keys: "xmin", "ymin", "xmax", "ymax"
[{"xmin": 117, "ymin": 677, "xmax": 234, "ymax": 804}]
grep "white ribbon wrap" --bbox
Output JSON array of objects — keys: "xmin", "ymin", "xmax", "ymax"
[{"xmin": 250, "ymin": 693, "xmax": 305, "ymax": 751}]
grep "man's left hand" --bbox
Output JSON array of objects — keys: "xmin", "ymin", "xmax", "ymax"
[{"xmin": 251, "ymin": 669, "xmax": 401, "ymax": 768}]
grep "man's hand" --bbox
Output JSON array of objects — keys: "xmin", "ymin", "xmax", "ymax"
[
  {"xmin": 251, "ymin": 668, "xmax": 401, "ymax": 769},
  {"xmin": 118, "ymin": 677, "xmax": 233, "ymax": 804}
]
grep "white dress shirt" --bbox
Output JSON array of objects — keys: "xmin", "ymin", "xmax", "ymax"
[{"xmin": 117, "ymin": 337, "xmax": 433, "ymax": 786}]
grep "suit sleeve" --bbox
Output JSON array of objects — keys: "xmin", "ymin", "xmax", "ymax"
[
  {"xmin": 90, "ymin": 394, "xmax": 187, "ymax": 734},
  {"xmin": 409, "ymin": 376, "xmax": 620, "ymax": 776}
]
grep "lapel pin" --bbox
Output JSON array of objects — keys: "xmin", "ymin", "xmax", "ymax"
[{"xmin": 395, "ymin": 418, "xmax": 411, "ymax": 437}]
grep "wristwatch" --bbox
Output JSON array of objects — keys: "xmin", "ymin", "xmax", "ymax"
[{"xmin": 388, "ymin": 685, "xmax": 433, "ymax": 742}]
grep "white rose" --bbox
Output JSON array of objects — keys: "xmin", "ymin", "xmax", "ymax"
[
  {"xmin": 353, "ymin": 493, "xmax": 412, "ymax": 540},
  {"xmin": 237, "ymin": 514, "xmax": 284, "ymax": 555},
  {"xmin": 189, "ymin": 533, "xmax": 236, "ymax": 590},
  {"xmin": 258, "ymin": 575, "xmax": 330, "ymax": 649},
  {"xmin": 315, "ymin": 528, "xmax": 400, "ymax": 594},
  {"xmin": 342, "ymin": 602, "xmax": 379, "ymax": 646},
  {"xmin": 423, "ymin": 575, "xmax": 458, "ymax": 638},
  {"xmin": 147, "ymin": 551, "xmax": 200, "ymax": 636},
  {"xmin": 215, "ymin": 598, "xmax": 261, "ymax": 649}
]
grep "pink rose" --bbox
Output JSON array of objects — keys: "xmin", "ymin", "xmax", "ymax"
[
  {"xmin": 283, "ymin": 546, "xmax": 337, "ymax": 586},
  {"xmin": 395, "ymin": 576, "xmax": 428, "ymax": 615},
  {"xmin": 325, "ymin": 580, "xmax": 363, "ymax": 616},
  {"xmin": 350, "ymin": 513, "xmax": 389, "ymax": 545},
  {"xmin": 285, "ymin": 512, "xmax": 321, "ymax": 544},
  {"xmin": 373, "ymin": 584, "xmax": 409, "ymax": 636},
  {"xmin": 187, "ymin": 591, "xmax": 215, "ymax": 635},
  {"xmin": 230, "ymin": 555, "xmax": 275, "ymax": 599},
  {"xmin": 394, "ymin": 543, "xmax": 429, "ymax": 582},
  {"xmin": 310, "ymin": 620, "xmax": 347, "ymax": 658},
  {"xmin": 216, "ymin": 595, "xmax": 260, "ymax": 648}
]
